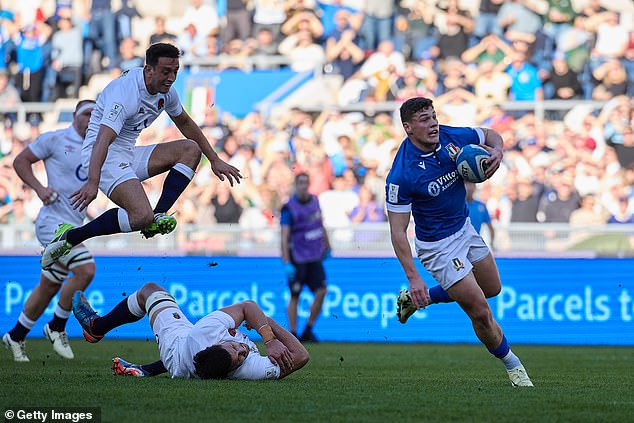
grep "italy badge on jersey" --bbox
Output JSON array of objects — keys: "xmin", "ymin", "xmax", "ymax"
[{"xmin": 445, "ymin": 143, "xmax": 460, "ymax": 161}]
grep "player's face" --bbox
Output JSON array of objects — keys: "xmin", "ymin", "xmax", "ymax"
[
  {"xmin": 221, "ymin": 341, "xmax": 250, "ymax": 370},
  {"xmin": 295, "ymin": 175, "xmax": 310, "ymax": 201},
  {"xmin": 146, "ymin": 57, "xmax": 179, "ymax": 95},
  {"xmin": 403, "ymin": 107, "xmax": 439, "ymax": 150},
  {"xmin": 73, "ymin": 106, "xmax": 94, "ymax": 138}
]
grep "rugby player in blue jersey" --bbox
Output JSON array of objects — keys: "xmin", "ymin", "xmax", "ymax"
[{"xmin": 386, "ymin": 97, "xmax": 533, "ymax": 387}]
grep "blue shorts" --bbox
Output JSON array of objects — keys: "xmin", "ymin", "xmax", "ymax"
[{"xmin": 289, "ymin": 260, "xmax": 326, "ymax": 295}]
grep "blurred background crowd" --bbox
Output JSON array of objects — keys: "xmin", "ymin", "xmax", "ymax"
[{"xmin": 0, "ymin": 0, "xmax": 633, "ymax": 252}]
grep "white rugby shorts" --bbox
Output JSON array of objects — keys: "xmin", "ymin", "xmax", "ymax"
[
  {"xmin": 82, "ymin": 144, "xmax": 156, "ymax": 197},
  {"xmin": 414, "ymin": 218, "xmax": 490, "ymax": 291}
]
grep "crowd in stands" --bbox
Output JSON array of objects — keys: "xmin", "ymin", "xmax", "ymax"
[{"xmin": 0, "ymin": 0, "xmax": 633, "ymax": 252}]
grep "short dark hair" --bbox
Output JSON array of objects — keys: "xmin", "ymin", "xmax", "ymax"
[
  {"xmin": 193, "ymin": 345, "xmax": 232, "ymax": 379},
  {"xmin": 145, "ymin": 43, "xmax": 181, "ymax": 66},
  {"xmin": 400, "ymin": 97, "xmax": 434, "ymax": 123}
]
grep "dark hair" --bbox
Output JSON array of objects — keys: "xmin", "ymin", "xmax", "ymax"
[
  {"xmin": 400, "ymin": 97, "xmax": 434, "ymax": 123},
  {"xmin": 145, "ymin": 43, "xmax": 181, "ymax": 66},
  {"xmin": 296, "ymin": 172, "xmax": 309, "ymax": 182},
  {"xmin": 193, "ymin": 345, "xmax": 232, "ymax": 379}
]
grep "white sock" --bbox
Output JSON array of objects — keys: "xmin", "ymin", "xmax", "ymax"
[
  {"xmin": 54, "ymin": 303, "xmax": 71, "ymax": 319},
  {"xmin": 127, "ymin": 291, "xmax": 145, "ymax": 317}
]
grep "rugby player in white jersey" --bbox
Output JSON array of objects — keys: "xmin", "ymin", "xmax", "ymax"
[
  {"xmin": 3, "ymin": 100, "xmax": 97, "ymax": 362},
  {"xmin": 41, "ymin": 43, "xmax": 242, "ymax": 269},
  {"xmin": 72, "ymin": 283, "xmax": 310, "ymax": 380}
]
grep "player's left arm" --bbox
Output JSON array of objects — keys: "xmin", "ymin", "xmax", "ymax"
[
  {"xmin": 479, "ymin": 127, "xmax": 504, "ymax": 178},
  {"xmin": 170, "ymin": 108, "xmax": 243, "ymax": 186}
]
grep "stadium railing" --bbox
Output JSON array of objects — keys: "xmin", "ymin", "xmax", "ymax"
[{"xmin": 1, "ymin": 222, "xmax": 632, "ymax": 257}]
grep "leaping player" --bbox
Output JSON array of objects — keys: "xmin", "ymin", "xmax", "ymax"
[{"xmin": 41, "ymin": 43, "xmax": 242, "ymax": 269}]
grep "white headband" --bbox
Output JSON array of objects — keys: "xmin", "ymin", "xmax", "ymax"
[{"xmin": 75, "ymin": 102, "xmax": 95, "ymax": 116}]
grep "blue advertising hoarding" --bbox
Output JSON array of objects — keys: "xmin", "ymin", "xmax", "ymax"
[{"xmin": 1, "ymin": 256, "xmax": 632, "ymax": 345}]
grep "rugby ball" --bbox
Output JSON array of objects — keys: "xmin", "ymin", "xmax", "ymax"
[{"xmin": 456, "ymin": 144, "xmax": 491, "ymax": 183}]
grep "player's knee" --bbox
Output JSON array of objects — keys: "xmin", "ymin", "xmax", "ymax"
[
  {"xmin": 180, "ymin": 139, "xmax": 201, "ymax": 163},
  {"xmin": 72, "ymin": 263, "xmax": 96, "ymax": 282},
  {"xmin": 138, "ymin": 282, "xmax": 166, "ymax": 303},
  {"xmin": 484, "ymin": 284, "xmax": 501, "ymax": 298},
  {"xmin": 129, "ymin": 210, "xmax": 155, "ymax": 229}
]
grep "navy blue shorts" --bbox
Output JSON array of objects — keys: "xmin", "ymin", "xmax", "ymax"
[{"xmin": 289, "ymin": 260, "xmax": 326, "ymax": 296}]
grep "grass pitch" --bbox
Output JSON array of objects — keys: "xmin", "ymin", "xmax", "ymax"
[{"xmin": 1, "ymin": 340, "xmax": 632, "ymax": 423}]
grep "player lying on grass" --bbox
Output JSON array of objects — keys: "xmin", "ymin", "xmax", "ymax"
[{"xmin": 72, "ymin": 282, "xmax": 309, "ymax": 379}]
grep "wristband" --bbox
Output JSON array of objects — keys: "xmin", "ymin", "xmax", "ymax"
[{"xmin": 259, "ymin": 324, "xmax": 275, "ymax": 343}]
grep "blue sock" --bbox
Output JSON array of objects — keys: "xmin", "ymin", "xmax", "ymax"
[
  {"xmin": 429, "ymin": 285, "xmax": 453, "ymax": 304},
  {"xmin": 91, "ymin": 297, "xmax": 143, "ymax": 336},
  {"xmin": 488, "ymin": 335, "xmax": 522, "ymax": 370},
  {"xmin": 141, "ymin": 360, "xmax": 168, "ymax": 376},
  {"xmin": 154, "ymin": 166, "xmax": 192, "ymax": 214},
  {"xmin": 67, "ymin": 208, "xmax": 122, "ymax": 245}
]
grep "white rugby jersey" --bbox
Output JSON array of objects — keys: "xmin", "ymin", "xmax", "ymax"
[
  {"xmin": 174, "ymin": 311, "xmax": 280, "ymax": 380},
  {"xmin": 84, "ymin": 67, "xmax": 182, "ymax": 152},
  {"xmin": 28, "ymin": 125, "xmax": 88, "ymax": 226}
]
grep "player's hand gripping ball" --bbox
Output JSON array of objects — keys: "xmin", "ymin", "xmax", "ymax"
[{"xmin": 456, "ymin": 144, "xmax": 491, "ymax": 183}]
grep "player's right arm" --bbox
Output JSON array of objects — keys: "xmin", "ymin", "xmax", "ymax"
[
  {"xmin": 265, "ymin": 316, "xmax": 309, "ymax": 379},
  {"xmin": 13, "ymin": 147, "xmax": 57, "ymax": 205},
  {"xmin": 70, "ymin": 125, "xmax": 117, "ymax": 211},
  {"xmin": 387, "ymin": 210, "xmax": 429, "ymax": 309}
]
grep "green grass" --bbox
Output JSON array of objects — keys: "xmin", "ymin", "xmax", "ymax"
[{"xmin": 1, "ymin": 340, "xmax": 633, "ymax": 423}]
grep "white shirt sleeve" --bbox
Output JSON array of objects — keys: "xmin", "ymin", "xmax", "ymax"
[
  {"xmin": 99, "ymin": 80, "xmax": 137, "ymax": 134},
  {"xmin": 229, "ymin": 353, "xmax": 281, "ymax": 380}
]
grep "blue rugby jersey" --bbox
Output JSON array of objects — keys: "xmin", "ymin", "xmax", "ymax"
[{"xmin": 385, "ymin": 125, "xmax": 484, "ymax": 241}]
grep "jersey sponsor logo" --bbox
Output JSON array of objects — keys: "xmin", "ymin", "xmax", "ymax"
[
  {"xmin": 428, "ymin": 181, "xmax": 441, "ymax": 197},
  {"xmin": 452, "ymin": 258, "xmax": 465, "ymax": 271},
  {"xmin": 445, "ymin": 143, "xmax": 460, "ymax": 160},
  {"xmin": 417, "ymin": 161, "xmax": 426, "ymax": 170},
  {"xmin": 158, "ymin": 98, "xmax": 165, "ymax": 110},
  {"xmin": 107, "ymin": 103, "xmax": 123, "ymax": 121},
  {"xmin": 388, "ymin": 183, "xmax": 399, "ymax": 203},
  {"xmin": 75, "ymin": 164, "xmax": 88, "ymax": 181}
]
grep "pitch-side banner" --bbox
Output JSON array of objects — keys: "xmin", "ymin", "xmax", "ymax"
[{"xmin": 1, "ymin": 256, "xmax": 632, "ymax": 345}]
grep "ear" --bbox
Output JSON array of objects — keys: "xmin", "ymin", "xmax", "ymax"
[{"xmin": 402, "ymin": 122, "xmax": 411, "ymax": 134}]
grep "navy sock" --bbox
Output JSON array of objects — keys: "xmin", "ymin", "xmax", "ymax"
[
  {"xmin": 429, "ymin": 285, "xmax": 453, "ymax": 304},
  {"xmin": 67, "ymin": 208, "xmax": 121, "ymax": 245},
  {"xmin": 47, "ymin": 314, "xmax": 68, "ymax": 332},
  {"xmin": 91, "ymin": 297, "xmax": 143, "ymax": 336},
  {"xmin": 154, "ymin": 168, "xmax": 191, "ymax": 214},
  {"xmin": 488, "ymin": 335, "xmax": 510, "ymax": 358},
  {"xmin": 141, "ymin": 360, "xmax": 168, "ymax": 376},
  {"xmin": 488, "ymin": 335, "xmax": 522, "ymax": 370},
  {"xmin": 8, "ymin": 323, "xmax": 30, "ymax": 342}
]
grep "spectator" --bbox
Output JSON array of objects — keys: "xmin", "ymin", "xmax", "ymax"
[
  {"xmin": 544, "ymin": 51, "xmax": 582, "ymax": 100},
  {"xmin": 502, "ymin": 50, "xmax": 543, "ymax": 102},
  {"xmin": 0, "ymin": 70, "xmax": 21, "ymax": 127},
  {"xmin": 14, "ymin": 22, "xmax": 52, "ymax": 106},
  {"xmin": 211, "ymin": 182, "xmax": 243, "ymax": 224},
  {"xmin": 249, "ymin": 27, "xmax": 279, "ymax": 56},
  {"xmin": 542, "ymin": 0, "xmax": 576, "ymax": 59},
  {"xmin": 433, "ymin": 0, "xmax": 474, "ymax": 60},
  {"xmin": 537, "ymin": 175, "xmax": 580, "ymax": 223},
  {"xmin": 110, "ymin": 36, "xmax": 143, "ymax": 76},
  {"xmin": 357, "ymin": 0, "xmax": 394, "ymax": 52},
  {"xmin": 496, "ymin": 0, "xmax": 545, "ymax": 43},
  {"xmin": 149, "ymin": 16, "xmax": 177, "ymax": 45},
  {"xmin": 251, "ymin": 0, "xmax": 287, "ymax": 41},
  {"xmin": 42, "ymin": 16, "xmax": 83, "ymax": 102},
  {"xmin": 589, "ymin": 11, "xmax": 628, "ymax": 67},
  {"xmin": 472, "ymin": 0, "xmax": 504, "ymax": 43},
  {"xmin": 392, "ymin": 0, "xmax": 436, "ymax": 61},
  {"xmin": 114, "ymin": 0, "xmax": 141, "ymax": 45},
  {"xmin": 317, "ymin": 0, "xmax": 362, "ymax": 40},
  {"xmin": 178, "ymin": 22, "xmax": 207, "ymax": 62},
  {"xmin": 281, "ymin": 0, "xmax": 324, "ymax": 40},
  {"xmin": 278, "ymin": 29, "xmax": 325, "ymax": 73},
  {"xmin": 510, "ymin": 178, "xmax": 541, "ymax": 222},
  {"xmin": 349, "ymin": 183, "xmax": 385, "ymax": 224},
  {"xmin": 473, "ymin": 59, "xmax": 512, "ymax": 104},
  {"xmin": 223, "ymin": 0, "xmax": 252, "ymax": 46},
  {"xmin": 607, "ymin": 196, "xmax": 634, "ymax": 224},
  {"xmin": 324, "ymin": 11, "xmax": 364, "ymax": 80},
  {"xmin": 569, "ymin": 193, "xmax": 607, "ymax": 226},
  {"xmin": 82, "ymin": 0, "xmax": 118, "ymax": 74},
  {"xmin": 591, "ymin": 60, "xmax": 628, "ymax": 101},
  {"xmin": 182, "ymin": 0, "xmax": 219, "ymax": 39},
  {"xmin": 461, "ymin": 34, "xmax": 514, "ymax": 66}
]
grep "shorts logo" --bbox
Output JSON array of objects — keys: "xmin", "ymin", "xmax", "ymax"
[
  {"xmin": 118, "ymin": 162, "xmax": 130, "ymax": 169},
  {"xmin": 452, "ymin": 258, "xmax": 464, "ymax": 271},
  {"xmin": 107, "ymin": 103, "xmax": 123, "ymax": 121},
  {"xmin": 428, "ymin": 181, "xmax": 440, "ymax": 197},
  {"xmin": 388, "ymin": 183, "xmax": 399, "ymax": 203},
  {"xmin": 445, "ymin": 143, "xmax": 460, "ymax": 160},
  {"xmin": 172, "ymin": 312, "xmax": 181, "ymax": 319}
]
